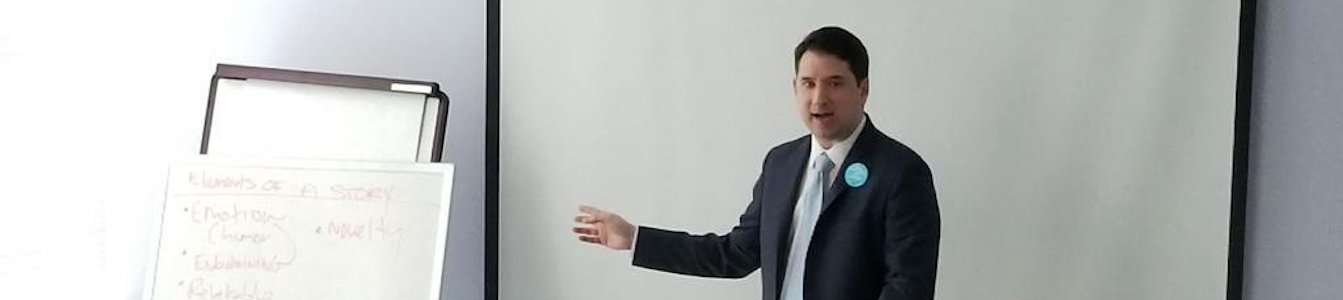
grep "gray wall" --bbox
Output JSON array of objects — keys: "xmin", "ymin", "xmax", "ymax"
[
  {"xmin": 1244, "ymin": 0, "xmax": 1343, "ymax": 299},
  {"xmin": 214, "ymin": 1, "xmax": 487, "ymax": 299}
]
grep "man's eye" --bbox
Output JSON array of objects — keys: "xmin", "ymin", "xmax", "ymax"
[{"xmin": 802, "ymin": 81, "xmax": 816, "ymax": 88}]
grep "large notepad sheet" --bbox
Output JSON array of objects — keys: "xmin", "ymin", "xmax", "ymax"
[{"xmin": 147, "ymin": 157, "xmax": 454, "ymax": 300}]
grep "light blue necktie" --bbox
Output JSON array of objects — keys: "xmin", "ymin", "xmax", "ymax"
[{"xmin": 781, "ymin": 152, "xmax": 834, "ymax": 300}]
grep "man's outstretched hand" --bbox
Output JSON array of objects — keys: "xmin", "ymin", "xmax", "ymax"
[{"xmin": 573, "ymin": 205, "xmax": 635, "ymax": 250}]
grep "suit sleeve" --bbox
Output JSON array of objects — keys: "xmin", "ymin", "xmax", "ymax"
[
  {"xmin": 630, "ymin": 172, "xmax": 764, "ymax": 278},
  {"xmin": 878, "ymin": 158, "xmax": 941, "ymax": 300}
]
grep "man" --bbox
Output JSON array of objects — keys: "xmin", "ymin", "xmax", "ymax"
[{"xmin": 572, "ymin": 26, "xmax": 940, "ymax": 300}]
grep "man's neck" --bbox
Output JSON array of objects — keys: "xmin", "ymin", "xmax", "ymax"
[
  {"xmin": 816, "ymin": 117, "xmax": 865, "ymax": 151},
  {"xmin": 818, "ymin": 139, "xmax": 835, "ymax": 150}
]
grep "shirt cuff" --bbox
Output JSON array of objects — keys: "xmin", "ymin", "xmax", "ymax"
[{"xmin": 628, "ymin": 226, "xmax": 641, "ymax": 262}]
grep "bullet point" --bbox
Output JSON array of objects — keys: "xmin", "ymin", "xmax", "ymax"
[
  {"xmin": 183, "ymin": 207, "xmax": 189, "ymax": 212},
  {"xmin": 178, "ymin": 280, "xmax": 184, "ymax": 286},
  {"xmin": 181, "ymin": 250, "xmax": 187, "ymax": 255}
]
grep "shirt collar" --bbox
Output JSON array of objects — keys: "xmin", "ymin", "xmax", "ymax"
[{"xmin": 808, "ymin": 114, "xmax": 866, "ymax": 169}]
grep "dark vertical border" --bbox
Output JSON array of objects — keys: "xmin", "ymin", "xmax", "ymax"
[
  {"xmin": 432, "ymin": 91, "xmax": 452, "ymax": 163},
  {"xmin": 486, "ymin": 0, "xmax": 501, "ymax": 299},
  {"xmin": 1228, "ymin": 0, "xmax": 1257, "ymax": 299},
  {"xmin": 200, "ymin": 75, "xmax": 221, "ymax": 154}
]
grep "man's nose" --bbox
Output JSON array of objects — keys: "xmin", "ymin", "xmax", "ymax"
[{"xmin": 810, "ymin": 87, "xmax": 831, "ymax": 108}]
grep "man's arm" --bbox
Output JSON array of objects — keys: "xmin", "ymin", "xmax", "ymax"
[
  {"xmin": 630, "ymin": 177, "xmax": 764, "ymax": 278},
  {"xmin": 878, "ymin": 159, "xmax": 941, "ymax": 300}
]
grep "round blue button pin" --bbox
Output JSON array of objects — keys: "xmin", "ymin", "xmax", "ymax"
[{"xmin": 845, "ymin": 163, "xmax": 868, "ymax": 188}]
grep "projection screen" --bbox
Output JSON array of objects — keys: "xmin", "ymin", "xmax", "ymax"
[{"xmin": 499, "ymin": 1, "xmax": 1246, "ymax": 299}]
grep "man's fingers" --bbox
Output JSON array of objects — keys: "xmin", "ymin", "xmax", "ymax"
[
  {"xmin": 578, "ymin": 205, "xmax": 606, "ymax": 217},
  {"xmin": 576, "ymin": 205, "xmax": 619, "ymax": 249},
  {"xmin": 572, "ymin": 226, "xmax": 599, "ymax": 236},
  {"xmin": 574, "ymin": 215, "xmax": 600, "ymax": 224}
]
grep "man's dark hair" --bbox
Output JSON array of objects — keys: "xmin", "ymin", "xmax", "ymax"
[{"xmin": 793, "ymin": 26, "xmax": 870, "ymax": 82}]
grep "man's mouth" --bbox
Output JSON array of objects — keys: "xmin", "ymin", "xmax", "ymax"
[{"xmin": 811, "ymin": 112, "xmax": 834, "ymax": 120}]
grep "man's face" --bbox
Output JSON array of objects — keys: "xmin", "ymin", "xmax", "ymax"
[{"xmin": 794, "ymin": 51, "xmax": 869, "ymax": 145}]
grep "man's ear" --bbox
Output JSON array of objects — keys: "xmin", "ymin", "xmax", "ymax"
[{"xmin": 859, "ymin": 78, "xmax": 870, "ymax": 99}]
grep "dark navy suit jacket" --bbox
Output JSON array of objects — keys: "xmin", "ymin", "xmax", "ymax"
[{"xmin": 632, "ymin": 118, "xmax": 940, "ymax": 300}]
